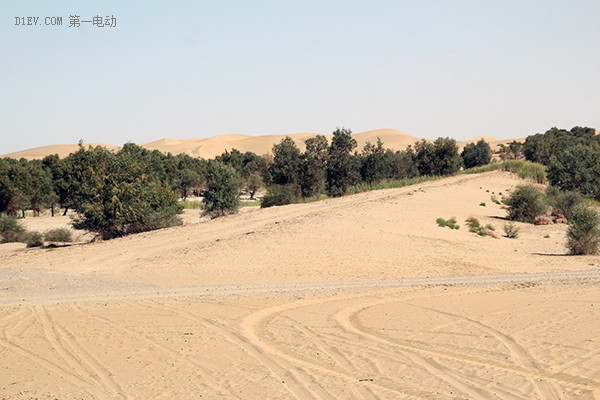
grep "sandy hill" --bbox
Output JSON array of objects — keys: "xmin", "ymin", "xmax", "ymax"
[
  {"xmin": 0, "ymin": 170, "xmax": 598, "ymax": 398},
  {"xmin": 2, "ymin": 129, "xmax": 520, "ymax": 160}
]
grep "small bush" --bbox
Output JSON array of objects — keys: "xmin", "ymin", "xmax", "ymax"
[
  {"xmin": 437, "ymin": 217, "xmax": 459, "ymax": 230},
  {"xmin": 44, "ymin": 228, "xmax": 73, "ymax": 243},
  {"xmin": 505, "ymin": 184, "xmax": 548, "ymax": 223},
  {"xmin": 25, "ymin": 231, "xmax": 44, "ymax": 248},
  {"xmin": 567, "ymin": 205, "xmax": 600, "ymax": 255},
  {"xmin": 261, "ymin": 185, "xmax": 297, "ymax": 208},
  {"xmin": 504, "ymin": 222, "xmax": 520, "ymax": 239},
  {"xmin": 491, "ymin": 195, "xmax": 501, "ymax": 205},
  {"xmin": 0, "ymin": 216, "xmax": 26, "ymax": 243},
  {"xmin": 466, "ymin": 217, "xmax": 495, "ymax": 237},
  {"xmin": 479, "ymin": 202, "xmax": 486, "ymax": 207},
  {"xmin": 533, "ymin": 216, "xmax": 553, "ymax": 225}
]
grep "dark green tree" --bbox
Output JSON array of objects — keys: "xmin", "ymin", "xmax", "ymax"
[
  {"xmin": 327, "ymin": 128, "xmax": 359, "ymax": 197},
  {"xmin": 270, "ymin": 137, "xmax": 303, "ymax": 192},
  {"xmin": 387, "ymin": 147, "xmax": 418, "ymax": 179},
  {"xmin": 360, "ymin": 137, "xmax": 389, "ymax": 184},
  {"xmin": 415, "ymin": 137, "xmax": 460, "ymax": 176},
  {"xmin": 27, "ymin": 159, "xmax": 53, "ymax": 217},
  {"xmin": 202, "ymin": 161, "xmax": 242, "ymax": 218},
  {"xmin": 300, "ymin": 135, "xmax": 328, "ymax": 197},
  {"xmin": 461, "ymin": 139, "xmax": 492, "ymax": 169},
  {"xmin": 71, "ymin": 145, "xmax": 183, "ymax": 239},
  {"xmin": 547, "ymin": 144, "xmax": 600, "ymax": 198}
]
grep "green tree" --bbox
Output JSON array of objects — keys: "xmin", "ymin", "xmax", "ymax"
[
  {"xmin": 27, "ymin": 160, "xmax": 53, "ymax": 217},
  {"xmin": 300, "ymin": 135, "xmax": 328, "ymax": 197},
  {"xmin": 270, "ymin": 137, "xmax": 303, "ymax": 192},
  {"xmin": 388, "ymin": 147, "xmax": 418, "ymax": 179},
  {"xmin": 327, "ymin": 128, "xmax": 358, "ymax": 197},
  {"xmin": 461, "ymin": 139, "xmax": 492, "ymax": 169},
  {"xmin": 71, "ymin": 145, "xmax": 183, "ymax": 239},
  {"xmin": 360, "ymin": 137, "xmax": 389, "ymax": 184},
  {"xmin": 547, "ymin": 144, "xmax": 600, "ymax": 198},
  {"xmin": 202, "ymin": 161, "xmax": 242, "ymax": 218},
  {"xmin": 415, "ymin": 137, "xmax": 461, "ymax": 176}
]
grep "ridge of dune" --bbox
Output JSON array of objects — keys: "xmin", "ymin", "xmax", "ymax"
[
  {"xmin": 2, "ymin": 129, "xmax": 525, "ymax": 160},
  {"xmin": 2, "ymin": 143, "xmax": 120, "ymax": 160}
]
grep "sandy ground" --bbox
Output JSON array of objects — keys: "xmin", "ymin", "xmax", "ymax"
[{"xmin": 0, "ymin": 171, "xmax": 599, "ymax": 399}]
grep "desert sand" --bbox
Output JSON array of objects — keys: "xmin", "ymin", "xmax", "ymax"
[
  {"xmin": 2, "ymin": 129, "xmax": 521, "ymax": 161},
  {"xmin": 1, "ymin": 171, "xmax": 599, "ymax": 399}
]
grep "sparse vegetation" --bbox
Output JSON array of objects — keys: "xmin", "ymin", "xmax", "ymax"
[
  {"xmin": 502, "ymin": 160, "xmax": 546, "ymax": 184},
  {"xmin": 436, "ymin": 217, "xmax": 459, "ymax": 230},
  {"xmin": 566, "ymin": 205, "xmax": 600, "ymax": 255},
  {"xmin": 504, "ymin": 222, "xmax": 520, "ymax": 239},
  {"xmin": 466, "ymin": 217, "xmax": 495, "ymax": 237}
]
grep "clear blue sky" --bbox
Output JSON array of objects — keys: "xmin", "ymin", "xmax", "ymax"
[{"xmin": 2, "ymin": 1, "xmax": 599, "ymax": 154}]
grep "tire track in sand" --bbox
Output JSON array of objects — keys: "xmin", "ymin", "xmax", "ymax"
[
  {"xmin": 145, "ymin": 300, "xmax": 331, "ymax": 400},
  {"xmin": 81, "ymin": 302, "xmax": 241, "ymax": 399},
  {"xmin": 240, "ymin": 287, "xmax": 458, "ymax": 399},
  {"xmin": 34, "ymin": 305, "xmax": 127, "ymax": 399},
  {"xmin": 409, "ymin": 304, "xmax": 562, "ymax": 399},
  {"xmin": 337, "ymin": 292, "xmax": 599, "ymax": 398}
]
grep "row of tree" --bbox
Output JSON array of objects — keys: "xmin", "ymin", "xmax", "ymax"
[{"xmin": 2, "ymin": 125, "xmax": 596, "ymax": 240}]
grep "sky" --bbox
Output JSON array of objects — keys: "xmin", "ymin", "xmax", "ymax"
[{"xmin": 1, "ymin": 1, "xmax": 599, "ymax": 154}]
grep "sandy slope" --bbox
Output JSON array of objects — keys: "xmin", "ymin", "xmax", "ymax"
[
  {"xmin": 0, "ymin": 171, "xmax": 599, "ymax": 399},
  {"xmin": 2, "ymin": 128, "xmax": 519, "ymax": 160}
]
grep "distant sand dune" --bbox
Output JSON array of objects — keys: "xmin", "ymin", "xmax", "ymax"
[{"xmin": 2, "ymin": 128, "xmax": 522, "ymax": 160}]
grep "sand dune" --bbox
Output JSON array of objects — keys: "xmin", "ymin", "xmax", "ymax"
[
  {"xmin": 2, "ymin": 128, "xmax": 518, "ymax": 160},
  {"xmin": 0, "ymin": 170, "xmax": 599, "ymax": 399}
]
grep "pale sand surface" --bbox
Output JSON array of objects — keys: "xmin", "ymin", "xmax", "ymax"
[
  {"xmin": 0, "ymin": 171, "xmax": 599, "ymax": 399},
  {"xmin": 2, "ymin": 128, "xmax": 519, "ymax": 160}
]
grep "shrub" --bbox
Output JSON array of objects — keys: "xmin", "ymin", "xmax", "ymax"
[
  {"xmin": 261, "ymin": 184, "xmax": 297, "ymax": 208},
  {"xmin": 504, "ymin": 222, "xmax": 520, "ymax": 239},
  {"xmin": 25, "ymin": 231, "xmax": 44, "ymax": 248},
  {"xmin": 479, "ymin": 202, "xmax": 486, "ymax": 207},
  {"xmin": 0, "ymin": 216, "xmax": 26, "ymax": 243},
  {"xmin": 566, "ymin": 205, "xmax": 600, "ymax": 255},
  {"xmin": 466, "ymin": 217, "xmax": 495, "ymax": 237},
  {"xmin": 491, "ymin": 195, "xmax": 501, "ymax": 205},
  {"xmin": 545, "ymin": 187, "xmax": 583, "ymax": 220},
  {"xmin": 436, "ymin": 217, "xmax": 459, "ymax": 230},
  {"xmin": 44, "ymin": 228, "xmax": 73, "ymax": 243},
  {"xmin": 505, "ymin": 184, "xmax": 548, "ymax": 223}
]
